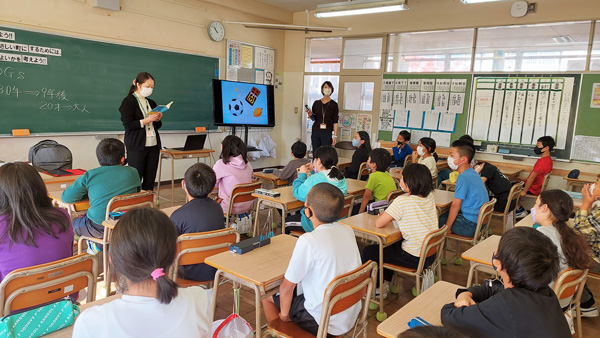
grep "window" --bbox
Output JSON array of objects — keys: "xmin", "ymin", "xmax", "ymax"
[
  {"xmin": 387, "ymin": 29, "xmax": 474, "ymax": 72},
  {"xmin": 591, "ymin": 21, "xmax": 600, "ymax": 71},
  {"xmin": 475, "ymin": 21, "xmax": 591, "ymax": 72},
  {"xmin": 343, "ymin": 38, "xmax": 383, "ymax": 70},
  {"xmin": 305, "ymin": 38, "xmax": 342, "ymax": 72},
  {"xmin": 343, "ymin": 82, "xmax": 374, "ymax": 111}
]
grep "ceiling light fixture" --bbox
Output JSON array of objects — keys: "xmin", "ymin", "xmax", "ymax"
[{"xmin": 314, "ymin": 0, "xmax": 407, "ymax": 18}]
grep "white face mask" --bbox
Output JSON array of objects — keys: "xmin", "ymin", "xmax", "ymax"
[
  {"xmin": 323, "ymin": 88, "xmax": 332, "ymax": 96},
  {"xmin": 417, "ymin": 146, "xmax": 425, "ymax": 156},
  {"xmin": 590, "ymin": 184, "xmax": 596, "ymax": 196},
  {"xmin": 139, "ymin": 86, "xmax": 153, "ymax": 97},
  {"xmin": 447, "ymin": 157, "xmax": 460, "ymax": 170}
]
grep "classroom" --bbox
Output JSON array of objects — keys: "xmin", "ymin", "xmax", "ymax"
[{"xmin": 1, "ymin": 0, "xmax": 600, "ymax": 337}]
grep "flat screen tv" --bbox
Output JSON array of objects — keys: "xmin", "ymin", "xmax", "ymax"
[{"xmin": 212, "ymin": 79, "xmax": 275, "ymax": 127}]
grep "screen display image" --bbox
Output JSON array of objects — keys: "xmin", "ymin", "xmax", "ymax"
[{"xmin": 213, "ymin": 79, "xmax": 275, "ymax": 127}]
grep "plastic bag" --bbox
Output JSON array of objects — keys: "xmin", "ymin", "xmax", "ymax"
[
  {"xmin": 421, "ymin": 269, "xmax": 435, "ymax": 293},
  {"xmin": 564, "ymin": 309, "xmax": 575, "ymax": 335},
  {"xmin": 212, "ymin": 313, "xmax": 253, "ymax": 338},
  {"xmin": 505, "ymin": 211, "xmax": 515, "ymax": 232},
  {"xmin": 232, "ymin": 213, "xmax": 252, "ymax": 235}
]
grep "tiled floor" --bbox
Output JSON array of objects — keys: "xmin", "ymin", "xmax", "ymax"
[{"xmin": 91, "ymin": 186, "xmax": 600, "ymax": 337}]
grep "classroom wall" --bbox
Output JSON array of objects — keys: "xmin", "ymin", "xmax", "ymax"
[
  {"xmin": 280, "ymin": 0, "xmax": 600, "ymax": 190},
  {"xmin": 0, "ymin": 0, "xmax": 293, "ymax": 179}
]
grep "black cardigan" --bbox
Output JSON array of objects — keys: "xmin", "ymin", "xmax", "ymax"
[
  {"xmin": 119, "ymin": 94, "xmax": 162, "ymax": 152},
  {"xmin": 344, "ymin": 146, "xmax": 370, "ymax": 179},
  {"xmin": 441, "ymin": 283, "xmax": 571, "ymax": 338}
]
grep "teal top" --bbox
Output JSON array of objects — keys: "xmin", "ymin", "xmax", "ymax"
[
  {"xmin": 292, "ymin": 169, "xmax": 348, "ymax": 232},
  {"xmin": 61, "ymin": 166, "xmax": 141, "ymax": 224}
]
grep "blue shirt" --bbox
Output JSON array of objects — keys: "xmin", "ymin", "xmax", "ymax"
[
  {"xmin": 392, "ymin": 144, "xmax": 413, "ymax": 165},
  {"xmin": 454, "ymin": 168, "xmax": 488, "ymax": 223}
]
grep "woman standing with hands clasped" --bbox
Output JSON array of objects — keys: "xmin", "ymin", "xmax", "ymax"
[
  {"xmin": 119, "ymin": 72, "xmax": 163, "ymax": 191},
  {"xmin": 306, "ymin": 81, "xmax": 339, "ymax": 154}
]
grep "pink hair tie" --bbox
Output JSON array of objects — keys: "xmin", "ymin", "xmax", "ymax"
[{"xmin": 151, "ymin": 268, "xmax": 165, "ymax": 281}]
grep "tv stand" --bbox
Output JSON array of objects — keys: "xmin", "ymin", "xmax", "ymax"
[{"xmin": 231, "ymin": 125, "xmax": 259, "ymax": 152}]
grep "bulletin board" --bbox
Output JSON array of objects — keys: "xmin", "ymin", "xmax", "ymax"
[
  {"xmin": 469, "ymin": 74, "xmax": 580, "ymax": 160},
  {"xmin": 377, "ymin": 74, "xmax": 472, "ymax": 148},
  {"xmin": 571, "ymin": 73, "xmax": 600, "ymax": 163},
  {"xmin": 226, "ymin": 40, "xmax": 275, "ymax": 85}
]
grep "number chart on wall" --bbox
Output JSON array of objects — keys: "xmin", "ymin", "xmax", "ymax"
[
  {"xmin": 378, "ymin": 74, "xmax": 472, "ymax": 148},
  {"xmin": 469, "ymin": 75, "xmax": 579, "ymax": 154}
]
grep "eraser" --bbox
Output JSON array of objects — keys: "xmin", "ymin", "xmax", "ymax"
[
  {"xmin": 12, "ymin": 129, "xmax": 30, "ymax": 136},
  {"xmin": 196, "ymin": 127, "xmax": 207, "ymax": 132}
]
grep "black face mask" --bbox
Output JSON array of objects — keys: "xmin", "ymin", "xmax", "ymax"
[{"xmin": 533, "ymin": 147, "xmax": 543, "ymax": 155}]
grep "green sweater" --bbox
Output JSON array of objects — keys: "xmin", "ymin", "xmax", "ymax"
[{"xmin": 61, "ymin": 166, "xmax": 141, "ymax": 224}]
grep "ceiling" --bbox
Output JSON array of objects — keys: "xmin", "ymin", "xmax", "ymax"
[{"xmin": 254, "ymin": 0, "xmax": 344, "ymax": 13}]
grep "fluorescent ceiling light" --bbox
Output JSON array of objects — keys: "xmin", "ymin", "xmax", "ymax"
[
  {"xmin": 315, "ymin": 0, "xmax": 407, "ymax": 18},
  {"xmin": 461, "ymin": 0, "xmax": 503, "ymax": 3}
]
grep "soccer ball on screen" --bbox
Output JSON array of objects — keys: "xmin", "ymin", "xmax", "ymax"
[{"xmin": 229, "ymin": 99, "xmax": 244, "ymax": 116}]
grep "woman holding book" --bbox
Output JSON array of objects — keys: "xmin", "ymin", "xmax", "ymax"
[{"xmin": 119, "ymin": 72, "xmax": 163, "ymax": 191}]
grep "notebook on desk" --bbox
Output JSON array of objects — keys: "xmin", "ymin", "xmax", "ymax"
[{"xmin": 172, "ymin": 134, "xmax": 207, "ymax": 151}]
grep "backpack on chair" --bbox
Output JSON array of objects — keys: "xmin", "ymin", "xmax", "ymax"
[{"xmin": 28, "ymin": 140, "xmax": 73, "ymax": 170}]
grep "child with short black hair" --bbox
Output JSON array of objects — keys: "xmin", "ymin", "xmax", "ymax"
[
  {"xmin": 515, "ymin": 135, "xmax": 555, "ymax": 218},
  {"xmin": 73, "ymin": 208, "xmax": 212, "ymax": 337},
  {"xmin": 411, "ymin": 137, "xmax": 438, "ymax": 181},
  {"xmin": 62, "ymin": 138, "xmax": 140, "ymax": 251},
  {"xmin": 262, "ymin": 183, "xmax": 361, "ymax": 336},
  {"xmin": 357, "ymin": 148, "xmax": 396, "ymax": 214},
  {"xmin": 170, "ymin": 163, "xmax": 225, "ymax": 282},
  {"xmin": 345, "ymin": 131, "xmax": 371, "ymax": 180},
  {"xmin": 441, "ymin": 227, "xmax": 571, "ymax": 338},
  {"xmin": 391, "ymin": 130, "xmax": 413, "ymax": 168},
  {"xmin": 438, "ymin": 140, "xmax": 488, "ymax": 237},
  {"xmin": 273, "ymin": 140, "xmax": 310, "ymax": 183}
]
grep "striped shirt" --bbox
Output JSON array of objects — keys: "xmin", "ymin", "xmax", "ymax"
[
  {"xmin": 385, "ymin": 193, "xmax": 438, "ymax": 257},
  {"xmin": 574, "ymin": 207, "xmax": 600, "ymax": 264}
]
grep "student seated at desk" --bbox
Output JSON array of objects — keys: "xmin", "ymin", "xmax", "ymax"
[
  {"xmin": 61, "ymin": 138, "xmax": 140, "ymax": 252},
  {"xmin": 213, "ymin": 135, "xmax": 254, "ymax": 214},
  {"xmin": 438, "ymin": 135, "xmax": 475, "ymax": 187},
  {"xmin": 73, "ymin": 208, "xmax": 212, "ymax": 337},
  {"xmin": 514, "ymin": 135, "xmax": 555, "ymax": 218},
  {"xmin": 438, "ymin": 140, "xmax": 488, "ymax": 237},
  {"xmin": 357, "ymin": 148, "xmax": 396, "ymax": 214},
  {"xmin": 344, "ymin": 131, "xmax": 371, "ymax": 180},
  {"xmin": 262, "ymin": 183, "xmax": 361, "ymax": 337},
  {"xmin": 390, "ymin": 130, "xmax": 412, "ymax": 168},
  {"xmin": 441, "ymin": 227, "xmax": 571, "ymax": 338},
  {"xmin": 288, "ymin": 146, "xmax": 347, "ymax": 233},
  {"xmin": 170, "ymin": 163, "xmax": 225, "ymax": 282},
  {"xmin": 0, "ymin": 162, "xmax": 74, "ymax": 283},
  {"xmin": 411, "ymin": 137, "xmax": 438, "ymax": 181},
  {"xmin": 574, "ymin": 179, "xmax": 600, "ymax": 317},
  {"xmin": 532, "ymin": 190, "xmax": 595, "ymax": 311},
  {"xmin": 273, "ymin": 140, "xmax": 309, "ymax": 183},
  {"xmin": 473, "ymin": 162, "xmax": 514, "ymax": 213},
  {"xmin": 363, "ymin": 163, "xmax": 438, "ymax": 297}
]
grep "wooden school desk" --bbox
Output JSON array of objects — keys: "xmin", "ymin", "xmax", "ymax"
[
  {"xmin": 45, "ymin": 294, "xmax": 122, "ymax": 338},
  {"xmin": 437, "ymin": 158, "xmax": 449, "ymax": 170},
  {"xmin": 461, "ymin": 235, "xmax": 500, "ymax": 287},
  {"xmin": 252, "ymin": 186, "xmax": 304, "ymax": 235},
  {"xmin": 564, "ymin": 174, "xmax": 597, "ymax": 191},
  {"xmin": 102, "ymin": 205, "xmax": 182, "ymax": 229},
  {"xmin": 337, "ymin": 156, "xmax": 352, "ymax": 168},
  {"xmin": 346, "ymin": 178, "xmax": 368, "ymax": 199},
  {"xmin": 433, "ymin": 189, "xmax": 455, "ymax": 215},
  {"xmin": 253, "ymin": 171, "xmax": 288, "ymax": 189},
  {"xmin": 377, "ymin": 281, "xmax": 462, "ymax": 337},
  {"xmin": 206, "ymin": 234, "xmax": 297, "ymax": 338},
  {"xmin": 338, "ymin": 213, "xmax": 401, "ymax": 321},
  {"xmin": 48, "ymin": 189, "xmax": 90, "ymax": 218},
  {"xmin": 156, "ymin": 148, "xmax": 215, "ymax": 203},
  {"xmin": 41, "ymin": 172, "xmax": 83, "ymax": 191}
]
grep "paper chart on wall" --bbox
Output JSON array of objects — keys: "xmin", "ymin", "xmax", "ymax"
[
  {"xmin": 451, "ymin": 79, "xmax": 467, "ymax": 92},
  {"xmin": 430, "ymin": 131, "xmax": 451, "ymax": 148},
  {"xmin": 406, "ymin": 91, "xmax": 420, "ymax": 111},
  {"xmin": 511, "ymin": 90, "xmax": 527, "ymax": 143},
  {"xmin": 591, "ymin": 83, "xmax": 600, "ymax": 108},
  {"xmin": 407, "ymin": 79, "xmax": 421, "ymax": 91},
  {"xmin": 556, "ymin": 77, "xmax": 574, "ymax": 149},
  {"xmin": 435, "ymin": 79, "xmax": 451, "ymax": 92},
  {"xmin": 228, "ymin": 41, "xmax": 242, "ymax": 68},
  {"xmin": 488, "ymin": 88, "xmax": 505, "ymax": 142},
  {"xmin": 448, "ymin": 93, "xmax": 465, "ymax": 114},
  {"xmin": 339, "ymin": 113, "xmax": 357, "ymax": 129},
  {"xmin": 392, "ymin": 128, "xmax": 402, "ymax": 141},
  {"xmin": 379, "ymin": 118, "xmax": 393, "ymax": 131},
  {"xmin": 438, "ymin": 112, "xmax": 456, "ymax": 132},
  {"xmin": 356, "ymin": 114, "xmax": 372, "ymax": 133},
  {"xmin": 421, "ymin": 79, "xmax": 435, "ymax": 92},
  {"xmin": 241, "ymin": 45, "xmax": 253, "ymax": 69},
  {"xmin": 340, "ymin": 127, "xmax": 352, "ymax": 142},
  {"xmin": 394, "ymin": 109, "xmax": 408, "ymax": 128},
  {"xmin": 472, "ymin": 89, "xmax": 494, "ymax": 141},
  {"xmin": 571, "ymin": 135, "xmax": 600, "ymax": 162},
  {"xmin": 423, "ymin": 111, "xmax": 439, "ymax": 130},
  {"xmin": 407, "ymin": 110, "xmax": 424, "ymax": 129},
  {"xmin": 532, "ymin": 88, "xmax": 550, "ymax": 143},
  {"xmin": 410, "ymin": 130, "xmax": 431, "ymax": 144},
  {"xmin": 380, "ymin": 109, "xmax": 393, "ymax": 119},
  {"xmin": 545, "ymin": 88, "xmax": 561, "ymax": 140},
  {"xmin": 521, "ymin": 89, "xmax": 539, "ymax": 145},
  {"xmin": 498, "ymin": 87, "xmax": 516, "ymax": 143},
  {"xmin": 255, "ymin": 47, "xmax": 274, "ymax": 71},
  {"xmin": 394, "ymin": 79, "xmax": 408, "ymax": 91},
  {"xmin": 420, "ymin": 92, "xmax": 434, "ymax": 111},
  {"xmin": 380, "ymin": 91, "xmax": 393, "ymax": 109},
  {"xmin": 434, "ymin": 92, "xmax": 449, "ymax": 111},
  {"xmin": 382, "ymin": 79, "xmax": 395, "ymax": 91}
]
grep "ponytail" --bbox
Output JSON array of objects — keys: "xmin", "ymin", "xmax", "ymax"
[
  {"xmin": 155, "ymin": 274, "xmax": 179, "ymax": 304},
  {"xmin": 128, "ymin": 72, "xmax": 155, "ymax": 96},
  {"xmin": 540, "ymin": 190, "xmax": 595, "ymax": 270},
  {"xmin": 314, "ymin": 146, "xmax": 344, "ymax": 180},
  {"xmin": 328, "ymin": 165, "xmax": 344, "ymax": 180},
  {"xmin": 432, "ymin": 152, "xmax": 439, "ymax": 162},
  {"xmin": 420, "ymin": 137, "xmax": 438, "ymax": 162}
]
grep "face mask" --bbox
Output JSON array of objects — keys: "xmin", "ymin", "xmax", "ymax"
[
  {"xmin": 533, "ymin": 146, "xmax": 543, "ymax": 155},
  {"xmin": 352, "ymin": 139, "xmax": 361, "ymax": 147},
  {"xmin": 323, "ymin": 88, "xmax": 332, "ymax": 96},
  {"xmin": 492, "ymin": 254, "xmax": 497, "ymax": 271},
  {"xmin": 417, "ymin": 146, "xmax": 425, "ymax": 156},
  {"xmin": 589, "ymin": 184, "xmax": 596, "ymax": 196},
  {"xmin": 139, "ymin": 86, "xmax": 153, "ymax": 97},
  {"xmin": 399, "ymin": 182, "xmax": 406, "ymax": 192},
  {"xmin": 447, "ymin": 157, "xmax": 459, "ymax": 170},
  {"xmin": 530, "ymin": 206, "xmax": 537, "ymax": 222}
]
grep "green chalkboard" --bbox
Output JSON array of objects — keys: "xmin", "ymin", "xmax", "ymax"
[
  {"xmin": 0, "ymin": 26, "xmax": 219, "ymax": 134},
  {"xmin": 575, "ymin": 74, "xmax": 600, "ymax": 137}
]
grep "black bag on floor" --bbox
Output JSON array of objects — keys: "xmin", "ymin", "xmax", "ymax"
[{"xmin": 28, "ymin": 140, "xmax": 73, "ymax": 170}]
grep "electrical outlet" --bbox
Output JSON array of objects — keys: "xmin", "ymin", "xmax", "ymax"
[{"xmin": 294, "ymin": 107, "xmax": 298, "ymax": 114}]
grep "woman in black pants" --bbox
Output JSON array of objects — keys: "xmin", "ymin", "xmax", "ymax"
[
  {"xmin": 306, "ymin": 81, "xmax": 339, "ymax": 154},
  {"xmin": 119, "ymin": 72, "xmax": 163, "ymax": 191}
]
